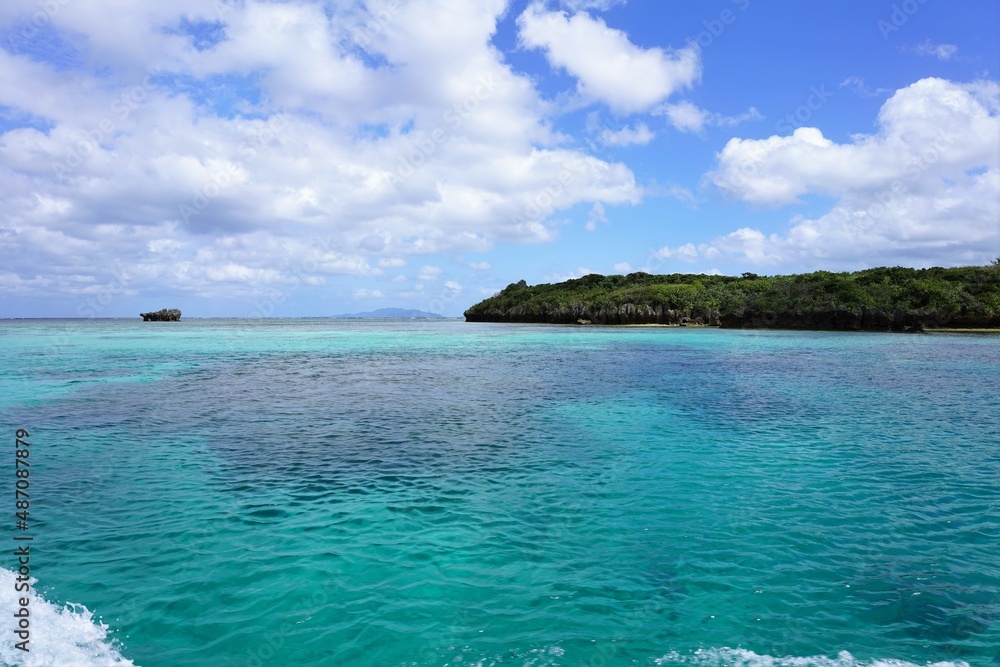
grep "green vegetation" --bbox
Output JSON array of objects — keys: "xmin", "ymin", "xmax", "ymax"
[{"xmin": 464, "ymin": 265, "xmax": 1000, "ymax": 330}]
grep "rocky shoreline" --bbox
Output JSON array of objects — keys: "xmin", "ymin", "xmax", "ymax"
[{"xmin": 463, "ymin": 303, "xmax": 999, "ymax": 331}]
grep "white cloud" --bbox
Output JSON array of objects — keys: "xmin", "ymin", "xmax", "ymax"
[
  {"xmin": 660, "ymin": 101, "xmax": 707, "ymax": 133},
  {"xmin": 416, "ymin": 265, "xmax": 443, "ymax": 280},
  {"xmin": 711, "ymin": 78, "xmax": 998, "ymax": 206},
  {"xmin": 700, "ymin": 169, "xmax": 999, "ymax": 269},
  {"xmin": 585, "ymin": 202, "xmax": 608, "ymax": 231},
  {"xmin": 652, "ymin": 243, "xmax": 700, "ymax": 263},
  {"xmin": 517, "ymin": 4, "xmax": 700, "ymax": 114},
  {"xmin": 613, "ymin": 261, "xmax": 634, "ymax": 273},
  {"xmin": 662, "ymin": 183, "xmax": 698, "ymax": 205},
  {"xmin": 468, "ymin": 261, "xmax": 492, "ymax": 270},
  {"xmin": 840, "ymin": 76, "xmax": 891, "ymax": 98},
  {"xmin": 545, "ymin": 267, "xmax": 598, "ymax": 283},
  {"xmin": 714, "ymin": 107, "xmax": 764, "ymax": 128},
  {"xmin": 0, "ymin": 0, "xmax": 644, "ymax": 306},
  {"xmin": 701, "ymin": 78, "xmax": 1000, "ymax": 268},
  {"xmin": 655, "ymin": 101, "xmax": 762, "ymax": 133},
  {"xmin": 353, "ymin": 288, "xmax": 383, "ymax": 299},
  {"xmin": 558, "ymin": 0, "xmax": 626, "ymax": 11},
  {"xmin": 600, "ymin": 122, "xmax": 654, "ymax": 146},
  {"xmin": 915, "ymin": 40, "xmax": 958, "ymax": 61}
]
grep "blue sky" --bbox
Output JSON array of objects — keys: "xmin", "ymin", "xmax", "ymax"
[{"xmin": 0, "ymin": 0, "xmax": 997, "ymax": 317}]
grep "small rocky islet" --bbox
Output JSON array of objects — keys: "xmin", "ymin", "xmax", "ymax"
[{"xmin": 140, "ymin": 309, "xmax": 181, "ymax": 321}]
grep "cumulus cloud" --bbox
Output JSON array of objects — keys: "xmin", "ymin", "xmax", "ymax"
[
  {"xmin": 0, "ymin": 0, "xmax": 643, "ymax": 307},
  {"xmin": 517, "ymin": 4, "xmax": 699, "ymax": 114},
  {"xmin": 710, "ymin": 78, "xmax": 998, "ymax": 206},
  {"xmin": 698, "ymin": 78, "xmax": 1000, "ymax": 268},
  {"xmin": 468, "ymin": 261, "xmax": 491, "ymax": 270}
]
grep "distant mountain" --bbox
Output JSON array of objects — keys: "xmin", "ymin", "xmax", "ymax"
[{"xmin": 338, "ymin": 308, "xmax": 445, "ymax": 318}]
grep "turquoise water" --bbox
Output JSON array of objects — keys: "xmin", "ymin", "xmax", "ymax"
[{"xmin": 0, "ymin": 319, "xmax": 997, "ymax": 667}]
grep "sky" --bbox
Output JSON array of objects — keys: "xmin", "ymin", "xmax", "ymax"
[{"xmin": 0, "ymin": 0, "xmax": 998, "ymax": 318}]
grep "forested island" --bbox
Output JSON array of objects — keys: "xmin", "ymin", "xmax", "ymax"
[{"xmin": 464, "ymin": 265, "xmax": 1000, "ymax": 331}]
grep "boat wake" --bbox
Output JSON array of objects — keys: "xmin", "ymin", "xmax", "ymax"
[{"xmin": 0, "ymin": 569, "xmax": 135, "ymax": 667}]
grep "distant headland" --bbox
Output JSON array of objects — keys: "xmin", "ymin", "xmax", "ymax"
[
  {"xmin": 463, "ymin": 265, "xmax": 1000, "ymax": 332},
  {"xmin": 337, "ymin": 308, "xmax": 444, "ymax": 318},
  {"xmin": 140, "ymin": 309, "xmax": 181, "ymax": 321}
]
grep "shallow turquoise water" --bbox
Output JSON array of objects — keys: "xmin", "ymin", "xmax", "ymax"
[{"xmin": 0, "ymin": 319, "xmax": 997, "ymax": 666}]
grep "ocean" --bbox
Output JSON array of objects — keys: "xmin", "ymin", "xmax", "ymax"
[{"xmin": 0, "ymin": 318, "xmax": 997, "ymax": 667}]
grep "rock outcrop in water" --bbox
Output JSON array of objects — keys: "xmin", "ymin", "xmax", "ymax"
[
  {"xmin": 140, "ymin": 309, "xmax": 181, "ymax": 321},
  {"xmin": 463, "ymin": 266, "xmax": 1000, "ymax": 332}
]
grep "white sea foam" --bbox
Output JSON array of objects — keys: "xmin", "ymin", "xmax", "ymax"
[
  {"xmin": 656, "ymin": 648, "xmax": 969, "ymax": 667},
  {"xmin": 0, "ymin": 569, "xmax": 135, "ymax": 667}
]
